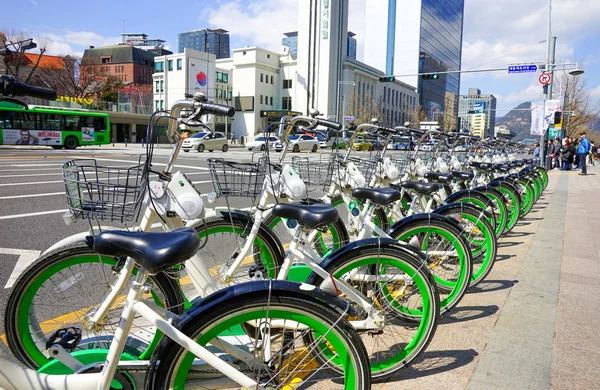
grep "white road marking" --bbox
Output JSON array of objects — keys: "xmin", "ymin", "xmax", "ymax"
[
  {"xmin": 0, "ymin": 180, "xmax": 63, "ymax": 187},
  {"xmin": 0, "ymin": 192, "xmax": 64, "ymax": 200},
  {"xmin": 0, "ymin": 248, "xmax": 42, "ymax": 289},
  {"xmin": 0, "ymin": 209, "xmax": 68, "ymax": 220},
  {"xmin": 0, "ymin": 171, "xmax": 210, "ymax": 178},
  {"xmin": 0, "ymin": 172, "xmax": 63, "ymax": 178},
  {"xmin": 0, "ymin": 167, "xmax": 62, "ymax": 172},
  {"xmin": 3, "ymin": 164, "xmax": 63, "ymax": 167}
]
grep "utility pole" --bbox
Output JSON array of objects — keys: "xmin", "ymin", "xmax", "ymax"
[{"xmin": 539, "ymin": 0, "xmax": 554, "ymax": 168}]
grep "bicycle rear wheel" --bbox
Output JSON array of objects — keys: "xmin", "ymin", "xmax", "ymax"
[{"xmin": 150, "ymin": 283, "xmax": 371, "ymax": 389}]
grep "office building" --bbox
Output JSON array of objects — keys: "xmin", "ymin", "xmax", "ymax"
[
  {"xmin": 120, "ymin": 33, "xmax": 171, "ymax": 56},
  {"xmin": 458, "ymin": 88, "xmax": 497, "ymax": 137},
  {"xmin": 81, "ymin": 45, "xmax": 156, "ymax": 86},
  {"xmin": 471, "ymin": 114, "xmax": 486, "ymax": 138},
  {"xmin": 282, "ymin": 31, "xmax": 357, "ymax": 60},
  {"xmin": 282, "ymin": 32, "xmax": 298, "ymax": 57},
  {"xmin": 152, "ymin": 48, "xmax": 232, "ymax": 133},
  {"xmin": 178, "ymin": 28, "xmax": 230, "ymax": 59},
  {"xmin": 364, "ymin": 0, "xmax": 465, "ymax": 125},
  {"xmin": 347, "ymin": 32, "xmax": 357, "ymax": 59}
]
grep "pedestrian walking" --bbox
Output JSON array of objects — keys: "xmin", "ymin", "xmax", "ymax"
[
  {"xmin": 588, "ymin": 142, "xmax": 595, "ymax": 166},
  {"xmin": 533, "ymin": 142, "xmax": 540, "ymax": 163},
  {"xmin": 577, "ymin": 132, "xmax": 591, "ymax": 175}
]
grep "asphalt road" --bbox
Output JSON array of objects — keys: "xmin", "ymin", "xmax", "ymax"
[{"xmin": 0, "ymin": 143, "xmax": 397, "ymax": 339}]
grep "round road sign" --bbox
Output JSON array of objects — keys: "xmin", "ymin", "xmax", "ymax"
[{"xmin": 538, "ymin": 73, "xmax": 551, "ymax": 85}]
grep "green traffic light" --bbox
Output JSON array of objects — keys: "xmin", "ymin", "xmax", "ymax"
[{"xmin": 432, "ymin": 74, "xmax": 439, "ymax": 79}]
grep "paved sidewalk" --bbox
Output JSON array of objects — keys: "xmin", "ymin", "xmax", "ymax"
[{"xmin": 375, "ymin": 164, "xmax": 600, "ymax": 389}]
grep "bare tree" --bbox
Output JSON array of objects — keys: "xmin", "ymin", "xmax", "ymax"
[
  {"xmin": 558, "ymin": 72, "xmax": 600, "ymax": 140},
  {"xmin": 0, "ymin": 30, "xmax": 47, "ymax": 83},
  {"xmin": 407, "ymin": 106, "xmax": 428, "ymax": 128},
  {"xmin": 345, "ymin": 90, "xmax": 383, "ymax": 125},
  {"xmin": 41, "ymin": 55, "xmax": 104, "ymax": 98}
]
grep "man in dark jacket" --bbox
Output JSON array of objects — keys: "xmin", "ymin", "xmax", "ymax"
[{"xmin": 577, "ymin": 132, "xmax": 591, "ymax": 175}]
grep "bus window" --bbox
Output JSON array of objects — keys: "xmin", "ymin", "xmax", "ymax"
[
  {"xmin": 0, "ymin": 111, "xmax": 14, "ymax": 129},
  {"xmin": 93, "ymin": 116, "xmax": 107, "ymax": 131},
  {"xmin": 14, "ymin": 112, "xmax": 37, "ymax": 129},
  {"xmin": 39, "ymin": 114, "xmax": 61, "ymax": 130},
  {"xmin": 64, "ymin": 115, "xmax": 80, "ymax": 131}
]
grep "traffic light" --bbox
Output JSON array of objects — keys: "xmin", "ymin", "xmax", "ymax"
[
  {"xmin": 554, "ymin": 111, "xmax": 562, "ymax": 125},
  {"xmin": 422, "ymin": 73, "xmax": 440, "ymax": 80},
  {"xmin": 378, "ymin": 76, "xmax": 396, "ymax": 83}
]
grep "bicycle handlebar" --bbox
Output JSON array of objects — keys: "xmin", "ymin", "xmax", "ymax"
[
  {"xmin": 0, "ymin": 75, "xmax": 57, "ymax": 100},
  {"xmin": 199, "ymin": 102, "xmax": 236, "ymax": 118}
]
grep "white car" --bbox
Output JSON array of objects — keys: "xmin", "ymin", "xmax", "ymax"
[
  {"xmin": 246, "ymin": 136, "xmax": 279, "ymax": 151},
  {"xmin": 275, "ymin": 134, "xmax": 319, "ymax": 153},
  {"xmin": 182, "ymin": 132, "xmax": 228, "ymax": 152}
]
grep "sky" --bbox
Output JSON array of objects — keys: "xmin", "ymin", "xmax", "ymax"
[{"xmin": 3, "ymin": 0, "xmax": 599, "ymax": 117}]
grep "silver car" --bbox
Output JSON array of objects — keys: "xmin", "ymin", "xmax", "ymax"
[
  {"xmin": 182, "ymin": 132, "xmax": 229, "ymax": 153},
  {"xmin": 275, "ymin": 134, "xmax": 319, "ymax": 153}
]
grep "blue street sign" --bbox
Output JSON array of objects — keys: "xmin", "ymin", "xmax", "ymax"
[{"xmin": 507, "ymin": 65, "xmax": 538, "ymax": 74}]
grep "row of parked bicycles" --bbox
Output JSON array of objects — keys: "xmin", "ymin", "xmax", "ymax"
[{"xmin": 0, "ymin": 82, "xmax": 548, "ymax": 389}]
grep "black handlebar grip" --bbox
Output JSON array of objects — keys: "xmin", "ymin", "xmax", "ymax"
[
  {"xmin": 13, "ymin": 80, "xmax": 58, "ymax": 100},
  {"xmin": 200, "ymin": 102, "xmax": 236, "ymax": 117},
  {"xmin": 378, "ymin": 126, "xmax": 398, "ymax": 134},
  {"xmin": 315, "ymin": 118, "xmax": 342, "ymax": 131}
]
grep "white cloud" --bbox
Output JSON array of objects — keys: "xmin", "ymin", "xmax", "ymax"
[
  {"xmin": 34, "ymin": 31, "xmax": 121, "ymax": 56},
  {"xmin": 462, "ymin": 0, "xmax": 600, "ymax": 110},
  {"xmin": 590, "ymin": 84, "xmax": 600, "ymax": 98},
  {"xmin": 206, "ymin": 0, "xmax": 298, "ymax": 52}
]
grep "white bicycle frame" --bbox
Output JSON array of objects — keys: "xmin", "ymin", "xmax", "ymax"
[{"xmin": 0, "ymin": 258, "xmax": 268, "ymax": 390}]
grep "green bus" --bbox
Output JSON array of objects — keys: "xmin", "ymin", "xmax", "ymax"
[{"xmin": 0, "ymin": 102, "xmax": 111, "ymax": 149}]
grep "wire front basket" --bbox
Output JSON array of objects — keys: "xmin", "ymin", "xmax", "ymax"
[
  {"xmin": 347, "ymin": 156, "xmax": 379, "ymax": 185},
  {"xmin": 208, "ymin": 158, "xmax": 266, "ymax": 199},
  {"xmin": 291, "ymin": 154, "xmax": 336, "ymax": 191},
  {"xmin": 62, "ymin": 158, "xmax": 148, "ymax": 222}
]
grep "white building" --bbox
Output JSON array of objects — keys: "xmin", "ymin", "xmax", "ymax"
[{"xmin": 152, "ymin": 49, "xmax": 232, "ymax": 133}]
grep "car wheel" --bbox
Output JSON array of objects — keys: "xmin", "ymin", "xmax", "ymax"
[
  {"xmin": 222, "ymin": 144, "xmax": 229, "ymax": 152},
  {"xmin": 198, "ymin": 144, "xmax": 205, "ymax": 152},
  {"xmin": 183, "ymin": 149, "xmax": 189, "ymax": 152},
  {"xmin": 293, "ymin": 144, "xmax": 300, "ymax": 153},
  {"xmin": 209, "ymin": 150, "xmax": 213, "ymax": 152},
  {"xmin": 260, "ymin": 145, "xmax": 266, "ymax": 151},
  {"xmin": 311, "ymin": 144, "xmax": 318, "ymax": 153}
]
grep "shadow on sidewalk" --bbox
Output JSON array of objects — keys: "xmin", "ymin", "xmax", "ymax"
[
  {"xmin": 498, "ymin": 241, "xmax": 520, "ymax": 248},
  {"xmin": 388, "ymin": 349, "xmax": 479, "ymax": 381},
  {"xmin": 503, "ymin": 231, "xmax": 533, "ymax": 238},
  {"xmin": 494, "ymin": 254, "xmax": 516, "ymax": 262},
  {"xmin": 441, "ymin": 305, "xmax": 499, "ymax": 324},
  {"xmin": 468, "ymin": 279, "xmax": 517, "ymax": 293}
]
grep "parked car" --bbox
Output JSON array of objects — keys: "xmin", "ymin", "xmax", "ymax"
[
  {"xmin": 392, "ymin": 142, "xmax": 411, "ymax": 150},
  {"xmin": 316, "ymin": 133, "xmax": 347, "ymax": 149},
  {"xmin": 274, "ymin": 134, "xmax": 319, "ymax": 152},
  {"xmin": 182, "ymin": 132, "xmax": 228, "ymax": 152},
  {"xmin": 246, "ymin": 136, "xmax": 279, "ymax": 151},
  {"xmin": 352, "ymin": 135, "xmax": 373, "ymax": 151},
  {"xmin": 415, "ymin": 143, "xmax": 434, "ymax": 152}
]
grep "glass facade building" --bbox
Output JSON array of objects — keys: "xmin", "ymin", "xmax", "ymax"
[
  {"xmin": 418, "ymin": 0, "xmax": 464, "ymax": 125},
  {"xmin": 178, "ymin": 29, "xmax": 230, "ymax": 59},
  {"xmin": 347, "ymin": 32, "xmax": 357, "ymax": 59},
  {"xmin": 282, "ymin": 32, "xmax": 298, "ymax": 57}
]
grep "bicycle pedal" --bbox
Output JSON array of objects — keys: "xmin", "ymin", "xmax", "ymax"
[{"xmin": 45, "ymin": 327, "xmax": 83, "ymax": 352}]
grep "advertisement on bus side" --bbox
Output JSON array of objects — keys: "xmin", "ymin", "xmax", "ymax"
[{"xmin": 2, "ymin": 129, "xmax": 62, "ymax": 145}]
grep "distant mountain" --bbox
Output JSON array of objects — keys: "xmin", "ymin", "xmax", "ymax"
[{"xmin": 495, "ymin": 102, "xmax": 532, "ymax": 141}]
